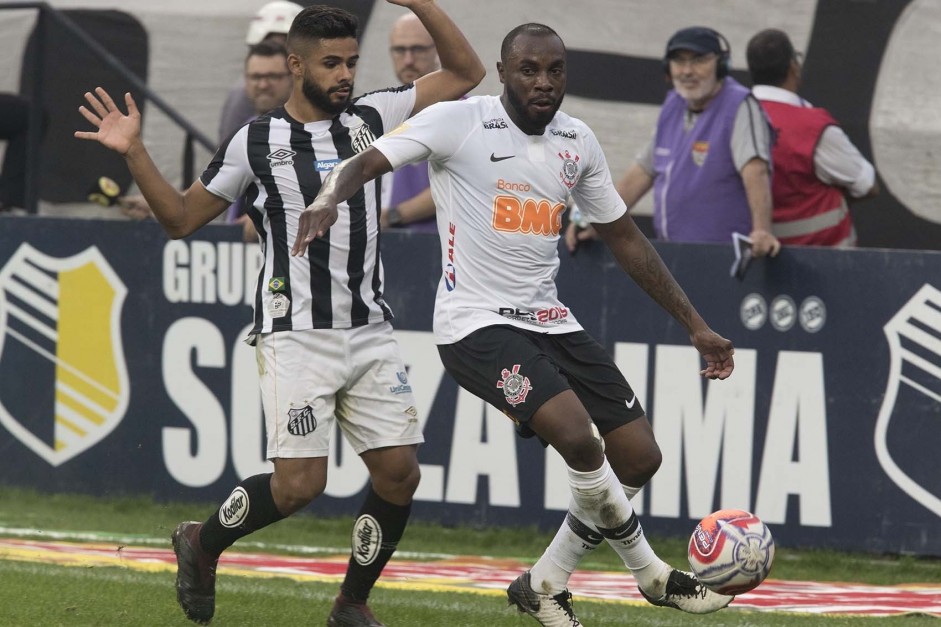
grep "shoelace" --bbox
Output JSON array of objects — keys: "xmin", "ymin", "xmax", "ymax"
[
  {"xmin": 671, "ymin": 574, "xmax": 708, "ymax": 599},
  {"xmin": 551, "ymin": 591, "xmax": 580, "ymax": 624}
]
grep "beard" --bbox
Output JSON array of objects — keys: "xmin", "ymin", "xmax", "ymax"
[
  {"xmin": 506, "ymin": 83, "xmax": 563, "ymax": 129},
  {"xmin": 302, "ymin": 76, "xmax": 353, "ymax": 115},
  {"xmin": 673, "ymin": 75, "xmax": 719, "ymax": 109}
]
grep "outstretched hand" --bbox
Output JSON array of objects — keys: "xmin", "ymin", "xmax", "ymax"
[
  {"xmin": 691, "ymin": 328, "xmax": 735, "ymax": 380},
  {"xmin": 291, "ymin": 197, "xmax": 339, "ymax": 257},
  {"xmin": 74, "ymin": 87, "xmax": 141, "ymax": 156}
]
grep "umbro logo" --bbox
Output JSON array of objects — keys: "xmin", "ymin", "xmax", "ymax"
[
  {"xmin": 490, "ymin": 153, "xmax": 514, "ymax": 162},
  {"xmin": 267, "ymin": 148, "xmax": 296, "ymax": 167}
]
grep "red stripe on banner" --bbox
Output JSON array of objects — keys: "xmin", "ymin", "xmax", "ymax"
[{"xmin": 1, "ymin": 539, "xmax": 938, "ymax": 616}]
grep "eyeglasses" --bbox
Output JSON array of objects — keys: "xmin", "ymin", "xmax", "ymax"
[
  {"xmin": 246, "ymin": 72, "xmax": 290, "ymax": 83},
  {"xmin": 669, "ymin": 52, "xmax": 717, "ymax": 69},
  {"xmin": 389, "ymin": 44, "xmax": 436, "ymax": 58}
]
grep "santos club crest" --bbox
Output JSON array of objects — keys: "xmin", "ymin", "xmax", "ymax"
[
  {"xmin": 0, "ymin": 244, "xmax": 129, "ymax": 466},
  {"xmin": 874, "ymin": 284, "xmax": 941, "ymax": 517}
]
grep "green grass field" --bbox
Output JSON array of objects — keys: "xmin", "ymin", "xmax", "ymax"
[{"xmin": 0, "ymin": 486, "xmax": 938, "ymax": 626}]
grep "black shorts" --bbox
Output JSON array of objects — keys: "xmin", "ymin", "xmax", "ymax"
[{"xmin": 437, "ymin": 325, "xmax": 645, "ymax": 437}]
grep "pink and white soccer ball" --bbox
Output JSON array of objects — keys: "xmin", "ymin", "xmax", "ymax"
[{"xmin": 688, "ymin": 509, "xmax": 775, "ymax": 595}]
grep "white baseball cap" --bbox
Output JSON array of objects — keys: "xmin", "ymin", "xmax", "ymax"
[{"xmin": 246, "ymin": 1, "xmax": 304, "ymax": 45}]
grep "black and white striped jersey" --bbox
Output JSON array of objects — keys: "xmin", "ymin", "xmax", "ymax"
[{"xmin": 200, "ymin": 85, "xmax": 416, "ymax": 334}]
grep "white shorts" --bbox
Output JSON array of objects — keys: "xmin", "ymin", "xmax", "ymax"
[{"xmin": 255, "ymin": 322, "xmax": 424, "ymax": 459}]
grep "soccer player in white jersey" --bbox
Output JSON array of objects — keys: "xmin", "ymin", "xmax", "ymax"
[
  {"xmin": 294, "ymin": 23, "xmax": 737, "ymax": 625},
  {"xmin": 74, "ymin": 3, "xmax": 484, "ymax": 626}
]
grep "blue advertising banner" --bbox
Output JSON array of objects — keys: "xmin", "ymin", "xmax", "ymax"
[{"xmin": 0, "ymin": 216, "xmax": 939, "ymax": 555}]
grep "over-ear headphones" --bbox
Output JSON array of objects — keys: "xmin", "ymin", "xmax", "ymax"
[{"xmin": 663, "ymin": 27, "xmax": 731, "ymax": 79}]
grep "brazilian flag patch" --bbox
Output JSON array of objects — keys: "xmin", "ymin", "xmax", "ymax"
[{"xmin": 268, "ymin": 277, "xmax": 286, "ymax": 292}]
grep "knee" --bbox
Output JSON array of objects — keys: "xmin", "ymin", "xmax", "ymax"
[
  {"xmin": 610, "ymin": 443, "xmax": 662, "ymax": 487},
  {"xmin": 556, "ymin": 430, "xmax": 605, "ymax": 471},
  {"xmin": 632, "ymin": 445, "xmax": 662, "ymax": 485},
  {"xmin": 373, "ymin": 459, "xmax": 421, "ymax": 501},
  {"xmin": 271, "ymin": 470, "xmax": 325, "ymax": 515}
]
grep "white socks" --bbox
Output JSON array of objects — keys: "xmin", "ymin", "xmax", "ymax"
[
  {"xmin": 529, "ymin": 508, "xmax": 602, "ymax": 594},
  {"xmin": 530, "ymin": 461, "xmax": 669, "ymax": 595}
]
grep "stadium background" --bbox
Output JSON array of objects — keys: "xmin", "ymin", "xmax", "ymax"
[
  {"xmin": 0, "ymin": 0, "xmax": 940, "ymax": 248},
  {"xmin": 0, "ymin": 0, "xmax": 939, "ymax": 559}
]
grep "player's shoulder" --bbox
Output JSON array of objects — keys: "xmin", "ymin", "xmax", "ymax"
[
  {"xmin": 412, "ymin": 95, "xmax": 498, "ymax": 130},
  {"xmin": 424, "ymin": 94, "xmax": 492, "ymax": 114},
  {"xmin": 354, "ymin": 83, "xmax": 416, "ymax": 103},
  {"xmin": 350, "ymin": 83, "xmax": 416, "ymax": 114},
  {"xmin": 547, "ymin": 110, "xmax": 597, "ymax": 143}
]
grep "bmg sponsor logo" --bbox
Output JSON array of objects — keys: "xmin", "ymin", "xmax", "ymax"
[{"xmin": 491, "ymin": 196, "xmax": 565, "ymax": 236}]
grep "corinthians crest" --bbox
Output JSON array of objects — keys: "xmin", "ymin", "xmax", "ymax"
[
  {"xmin": 557, "ymin": 150, "xmax": 580, "ymax": 189},
  {"xmin": 0, "ymin": 244, "xmax": 129, "ymax": 466},
  {"xmin": 874, "ymin": 284, "xmax": 941, "ymax": 517},
  {"xmin": 496, "ymin": 364, "xmax": 532, "ymax": 407}
]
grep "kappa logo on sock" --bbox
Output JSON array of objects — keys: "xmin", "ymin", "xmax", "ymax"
[
  {"xmin": 219, "ymin": 486, "xmax": 249, "ymax": 528},
  {"xmin": 352, "ymin": 514, "xmax": 381, "ymax": 566},
  {"xmin": 875, "ymin": 284, "xmax": 941, "ymax": 518}
]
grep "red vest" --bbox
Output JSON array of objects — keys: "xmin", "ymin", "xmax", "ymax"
[{"xmin": 760, "ymin": 100, "xmax": 855, "ymax": 246}]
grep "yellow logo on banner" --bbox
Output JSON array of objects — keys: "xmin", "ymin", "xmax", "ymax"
[{"xmin": 0, "ymin": 243, "xmax": 129, "ymax": 466}]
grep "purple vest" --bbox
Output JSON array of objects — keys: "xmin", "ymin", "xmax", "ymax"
[
  {"xmin": 652, "ymin": 78, "xmax": 752, "ymax": 243},
  {"xmin": 389, "ymin": 162, "xmax": 436, "ymax": 232}
]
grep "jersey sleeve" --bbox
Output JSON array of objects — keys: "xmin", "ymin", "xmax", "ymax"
[
  {"xmin": 199, "ymin": 125, "xmax": 253, "ymax": 203},
  {"xmin": 569, "ymin": 124, "xmax": 628, "ymax": 225},
  {"xmin": 357, "ymin": 84, "xmax": 418, "ymax": 138},
  {"xmin": 371, "ymin": 100, "xmax": 470, "ymax": 170},
  {"xmin": 814, "ymin": 125, "xmax": 876, "ymax": 197}
]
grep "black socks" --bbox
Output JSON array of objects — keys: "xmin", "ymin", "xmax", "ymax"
[
  {"xmin": 199, "ymin": 473, "xmax": 286, "ymax": 557},
  {"xmin": 339, "ymin": 486, "xmax": 412, "ymax": 602}
]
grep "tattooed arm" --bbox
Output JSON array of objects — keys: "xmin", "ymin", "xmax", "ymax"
[{"xmin": 592, "ymin": 213, "xmax": 735, "ymax": 380}]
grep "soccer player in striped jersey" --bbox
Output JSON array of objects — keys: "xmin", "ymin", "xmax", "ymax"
[
  {"xmin": 75, "ymin": 2, "xmax": 484, "ymax": 625},
  {"xmin": 293, "ymin": 23, "xmax": 737, "ymax": 626}
]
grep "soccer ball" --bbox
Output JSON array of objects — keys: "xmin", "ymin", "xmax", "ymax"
[{"xmin": 687, "ymin": 509, "xmax": 775, "ymax": 595}]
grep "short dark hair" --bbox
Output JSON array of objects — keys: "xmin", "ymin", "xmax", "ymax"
[
  {"xmin": 500, "ymin": 23, "xmax": 563, "ymax": 64},
  {"xmin": 746, "ymin": 28, "xmax": 795, "ymax": 87},
  {"xmin": 246, "ymin": 40, "xmax": 288, "ymax": 64},
  {"xmin": 287, "ymin": 5, "xmax": 358, "ymax": 52}
]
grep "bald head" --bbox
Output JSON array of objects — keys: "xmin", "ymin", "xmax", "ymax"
[{"xmin": 389, "ymin": 13, "xmax": 439, "ymax": 84}]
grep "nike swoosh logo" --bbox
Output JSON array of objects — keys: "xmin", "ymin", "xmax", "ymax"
[
  {"xmin": 490, "ymin": 153, "xmax": 514, "ymax": 162},
  {"xmin": 625, "ymin": 395, "xmax": 637, "ymax": 409}
]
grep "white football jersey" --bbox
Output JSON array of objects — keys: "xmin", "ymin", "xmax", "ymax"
[{"xmin": 372, "ymin": 95, "xmax": 627, "ymax": 343}]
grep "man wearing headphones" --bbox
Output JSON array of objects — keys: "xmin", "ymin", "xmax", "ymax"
[{"xmin": 569, "ymin": 27, "xmax": 780, "ymax": 258}]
